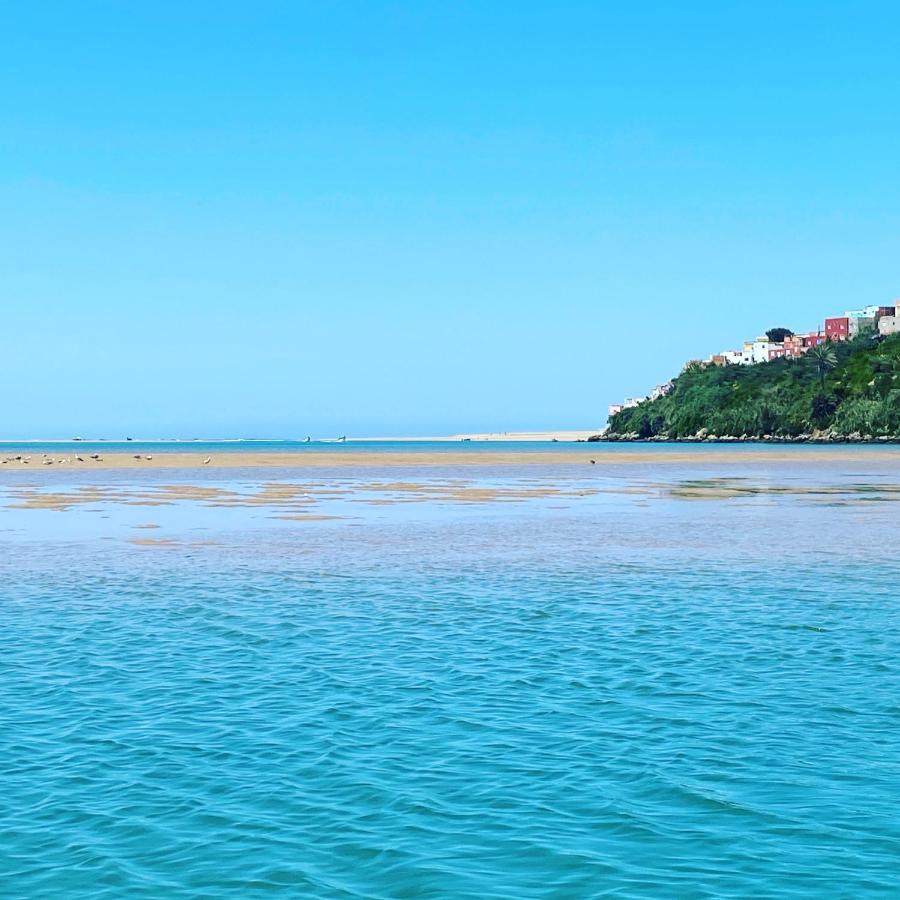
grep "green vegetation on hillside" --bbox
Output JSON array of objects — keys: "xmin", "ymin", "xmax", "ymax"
[{"xmin": 607, "ymin": 333, "xmax": 900, "ymax": 439}]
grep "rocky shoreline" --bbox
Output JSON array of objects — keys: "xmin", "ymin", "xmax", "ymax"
[{"xmin": 591, "ymin": 429, "xmax": 900, "ymax": 444}]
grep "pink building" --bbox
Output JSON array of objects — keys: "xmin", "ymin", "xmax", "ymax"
[{"xmin": 775, "ymin": 332, "xmax": 825, "ymax": 359}]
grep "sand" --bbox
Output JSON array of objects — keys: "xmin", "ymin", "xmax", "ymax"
[
  {"xmin": 4, "ymin": 480, "xmax": 598, "ymax": 513},
  {"xmin": 354, "ymin": 431, "xmax": 601, "ymax": 442},
  {"xmin": 2, "ymin": 447, "xmax": 900, "ymax": 471}
]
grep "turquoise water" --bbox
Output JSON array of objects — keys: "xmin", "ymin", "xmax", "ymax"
[
  {"xmin": 0, "ymin": 438, "xmax": 591, "ymax": 455},
  {"xmin": 3, "ymin": 450, "xmax": 900, "ymax": 896},
  {"xmin": 3, "ymin": 437, "xmax": 896, "ymax": 457}
]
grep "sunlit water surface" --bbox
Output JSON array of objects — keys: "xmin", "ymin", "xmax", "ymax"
[{"xmin": 2, "ymin": 447, "xmax": 900, "ymax": 897}]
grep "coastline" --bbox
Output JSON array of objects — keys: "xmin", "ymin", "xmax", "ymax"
[
  {"xmin": 597, "ymin": 434, "xmax": 900, "ymax": 444},
  {"xmin": 4, "ymin": 446, "xmax": 900, "ymax": 470},
  {"xmin": 1, "ymin": 451, "xmax": 604, "ymax": 469}
]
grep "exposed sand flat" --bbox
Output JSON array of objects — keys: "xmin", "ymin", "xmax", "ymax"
[
  {"xmin": 354, "ymin": 430, "xmax": 601, "ymax": 442},
  {"xmin": 4, "ymin": 480, "xmax": 598, "ymax": 512},
  {"xmin": 452, "ymin": 430, "xmax": 600, "ymax": 442},
  {"xmin": 2, "ymin": 448, "xmax": 900, "ymax": 471}
]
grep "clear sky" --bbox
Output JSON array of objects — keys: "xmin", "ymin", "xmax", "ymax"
[{"xmin": 2, "ymin": 1, "xmax": 898, "ymax": 437}]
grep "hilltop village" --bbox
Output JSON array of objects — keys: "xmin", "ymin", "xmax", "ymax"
[{"xmin": 609, "ymin": 300, "xmax": 900, "ymax": 419}]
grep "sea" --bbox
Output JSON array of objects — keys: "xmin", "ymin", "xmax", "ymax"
[{"xmin": 2, "ymin": 441, "xmax": 899, "ymax": 897}]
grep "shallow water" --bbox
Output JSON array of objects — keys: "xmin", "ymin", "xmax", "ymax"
[
  {"xmin": 4, "ymin": 436, "xmax": 900, "ymax": 456},
  {"xmin": 3, "ymin": 450, "xmax": 900, "ymax": 897}
]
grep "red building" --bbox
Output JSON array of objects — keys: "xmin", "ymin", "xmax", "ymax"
[
  {"xmin": 825, "ymin": 317, "xmax": 849, "ymax": 341},
  {"xmin": 803, "ymin": 332, "xmax": 825, "ymax": 349}
]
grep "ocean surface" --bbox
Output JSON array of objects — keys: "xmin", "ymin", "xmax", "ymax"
[
  {"xmin": 3, "ymin": 443, "xmax": 900, "ymax": 897},
  {"xmin": 2, "ymin": 436, "xmax": 899, "ymax": 456}
]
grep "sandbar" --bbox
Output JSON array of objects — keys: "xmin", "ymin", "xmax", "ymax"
[{"xmin": 2, "ymin": 448, "xmax": 900, "ymax": 471}]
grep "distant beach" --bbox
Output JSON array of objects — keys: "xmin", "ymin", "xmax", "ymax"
[{"xmin": 354, "ymin": 430, "xmax": 600, "ymax": 442}]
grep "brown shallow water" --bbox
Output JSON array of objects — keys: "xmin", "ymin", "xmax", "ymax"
[{"xmin": 3, "ymin": 480, "xmax": 597, "ymax": 513}]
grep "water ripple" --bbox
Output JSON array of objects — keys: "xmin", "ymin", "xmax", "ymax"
[{"xmin": 3, "ymin": 497, "xmax": 900, "ymax": 896}]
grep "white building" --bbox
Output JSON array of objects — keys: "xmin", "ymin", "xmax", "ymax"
[
  {"xmin": 879, "ymin": 315, "xmax": 900, "ymax": 336},
  {"xmin": 846, "ymin": 305, "xmax": 883, "ymax": 319},
  {"xmin": 720, "ymin": 349, "xmax": 747, "ymax": 366},
  {"xmin": 879, "ymin": 302, "xmax": 900, "ymax": 336},
  {"xmin": 750, "ymin": 337, "xmax": 778, "ymax": 364}
]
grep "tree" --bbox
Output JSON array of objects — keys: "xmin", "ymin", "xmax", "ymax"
[
  {"xmin": 806, "ymin": 343, "xmax": 838, "ymax": 389},
  {"xmin": 604, "ymin": 332, "xmax": 900, "ymax": 441},
  {"xmin": 810, "ymin": 392, "xmax": 836, "ymax": 426},
  {"xmin": 766, "ymin": 327, "xmax": 794, "ymax": 343}
]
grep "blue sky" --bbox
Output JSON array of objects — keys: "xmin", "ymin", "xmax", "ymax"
[{"xmin": 2, "ymin": 1, "xmax": 898, "ymax": 437}]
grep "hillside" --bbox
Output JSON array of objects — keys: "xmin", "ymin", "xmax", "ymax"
[{"xmin": 605, "ymin": 333, "xmax": 900, "ymax": 440}]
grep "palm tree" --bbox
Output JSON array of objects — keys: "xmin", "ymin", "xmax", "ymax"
[{"xmin": 807, "ymin": 343, "xmax": 838, "ymax": 389}]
